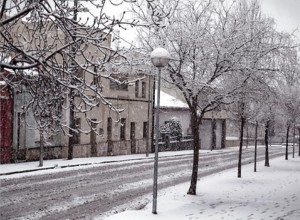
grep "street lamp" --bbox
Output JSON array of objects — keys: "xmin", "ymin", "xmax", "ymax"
[{"xmin": 151, "ymin": 47, "xmax": 170, "ymax": 214}]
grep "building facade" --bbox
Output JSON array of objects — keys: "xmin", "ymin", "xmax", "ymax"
[
  {"xmin": 155, "ymin": 90, "xmax": 227, "ymax": 150},
  {"xmin": 67, "ymin": 73, "xmax": 154, "ymax": 158},
  {"xmin": 1, "ymin": 16, "xmax": 155, "ymax": 162},
  {"xmin": 1, "ymin": 71, "xmax": 154, "ymax": 162}
]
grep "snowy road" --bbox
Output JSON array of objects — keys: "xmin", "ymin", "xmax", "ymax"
[{"xmin": 0, "ymin": 146, "xmax": 290, "ymax": 220}]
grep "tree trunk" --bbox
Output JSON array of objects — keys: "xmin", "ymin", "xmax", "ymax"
[
  {"xmin": 292, "ymin": 123, "xmax": 295, "ymax": 158},
  {"xmin": 39, "ymin": 131, "xmax": 44, "ymax": 167},
  {"xmin": 246, "ymin": 122, "xmax": 249, "ymax": 148},
  {"xmin": 68, "ymin": 97, "xmax": 75, "ymax": 160},
  {"xmin": 237, "ymin": 116, "xmax": 245, "ymax": 178},
  {"xmin": 265, "ymin": 120, "xmax": 270, "ymax": 167},
  {"xmin": 187, "ymin": 110, "xmax": 200, "ymax": 195},
  {"xmin": 298, "ymin": 128, "xmax": 300, "ymax": 157},
  {"xmin": 254, "ymin": 121, "xmax": 258, "ymax": 172},
  {"xmin": 285, "ymin": 124, "xmax": 290, "ymax": 160},
  {"xmin": 221, "ymin": 120, "xmax": 226, "ymax": 149}
]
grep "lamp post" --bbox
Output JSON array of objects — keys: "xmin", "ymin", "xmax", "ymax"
[{"xmin": 151, "ymin": 48, "xmax": 170, "ymax": 214}]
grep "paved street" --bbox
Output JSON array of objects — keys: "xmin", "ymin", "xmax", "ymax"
[{"xmin": 0, "ymin": 146, "xmax": 291, "ymax": 220}]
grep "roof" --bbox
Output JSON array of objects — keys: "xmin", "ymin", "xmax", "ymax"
[{"xmin": 155, "ymin": 90, "xmax": 188, "ymax": 109}]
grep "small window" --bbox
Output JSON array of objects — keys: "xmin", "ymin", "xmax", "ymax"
[
  {"xmin": 135, "ymin": 80, "xmax": 139, "ymax": 97},
  {"xmin": 92, "ymin": 66, "xmax": 101, "ymax": 87},
  {"xmin": 120, "ymin": 118, "xmax": 126, "ymax": 140},
  {"xmin": 109, "ymin": 75, "xmax": 128, "ymax": 91},
  {"xmin": 99, "ymin": 128, "xmax": 104, "ymax": 135},
  {"xmin": 77, "ymin": 68, "xmax": 84, "ymax": 79},
  {"xmin": 74, "ymin": 118, "xmax": 81, "ymax": 144},
  {"xmin": 107, "ymin": 117, "xmax": 112, "ymax": 140},
  {"xmin": 142, "ymin": 81, "xmax": 146, "ymax": 98},
  {"xmin": 91, "ymin": 118, "xmax": 97, "ymax": 129},
  {"xmin": 143, "ymin": 122, "xmax": 148, "ymax": 138},
  {"xmin": 93, "ymin": 75, "xmax": 100, "ymax": 86}
]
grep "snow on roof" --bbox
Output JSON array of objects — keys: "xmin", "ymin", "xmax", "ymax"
[{"xmin": 155, "ymin": 90, "xmax": 188, "ymax": 108}]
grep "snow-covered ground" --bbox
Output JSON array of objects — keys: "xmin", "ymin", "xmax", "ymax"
[{"xmin": 106, "ymin": 156, "xmax": 300, "ymax": 220}]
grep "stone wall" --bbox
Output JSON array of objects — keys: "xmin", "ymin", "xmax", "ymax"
[
  {"xmin": 22, "ymin": 138, "xmax": 150, "ymax": 161},
  {"xmin": 158, "ymin": 139, "xmax": 194, "ymax": 152},
  {"xmin": 225, "ymin": 139, "xmax": 265, "ymax": 147}
]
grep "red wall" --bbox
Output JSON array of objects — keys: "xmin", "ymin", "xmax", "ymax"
[{"xmin": 0, "ymin": 75, "xmax": 13, "ymax": 163}]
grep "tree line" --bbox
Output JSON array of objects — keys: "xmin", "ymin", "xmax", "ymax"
[{"xmin": 1, "ymin": 0, "xmax": 299, "ymax": 195}]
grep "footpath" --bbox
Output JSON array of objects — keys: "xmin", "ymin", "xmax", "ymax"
[{"xmin": 106, "ymin": 156, "xmax": 300, "ymax": 220}]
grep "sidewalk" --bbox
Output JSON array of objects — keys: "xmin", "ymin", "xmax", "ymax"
[
  {"xmin": 0, "ymin": 148, "xmax": 238, "ymax": 176},
  {"xmin": 106, "ymin": 156, "xmax": 300, "ymax": 220}
]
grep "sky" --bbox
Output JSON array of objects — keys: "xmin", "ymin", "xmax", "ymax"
[
  {"xmin": 110, "ymin": 0, "xmax": 300, "ymax": 47},
  {"xmin": 4, "ymin": 0, "xmax": 300, "ymax": 45},
  {"xmin": 260, "ymin": 0, "xmax": 300, "ymax": 41}
]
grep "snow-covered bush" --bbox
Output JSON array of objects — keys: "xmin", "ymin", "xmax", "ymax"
[{"xmin": 161, "ymin": 119, "xmax": 183, "ymax": 141}]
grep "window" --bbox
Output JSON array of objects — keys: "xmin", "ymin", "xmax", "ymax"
[
  {"xmin": 92, "ymin": 66, "xmax": 101, "ymax": 88},
  {"xmin": 77, "ymin": 68, "xmax": 84, "ymax": 79},
  {"xmin": 130, "ymin": 122, "xmax": 136, "ymax": 140},
  {"xmin": 135, "ymin": 80, "xmax": 139, "ymax": 97},
  {"xmin": 90, "ymin": 119, "xmax": 97, "ymax": 155},
  {"xmin": 120, "ymin": 118, "xmax": 126, "ymax": 140},
  {"xmin": 107, "ymin": 117, "xmax": 112, "ymax": 140},
  {"xmin": 142, "ymin": 81, "xmax": 146, "ymax": 98},
  {"xmin": 99, "ymin": 128, "xmax": 104, "ymax": 136},
  {"xmin": 109, "ymin": 75, "xmax": 128, "ymax": 91},
  {"xmin": 143, "ymin": 122, "xmax": 148, "ymax": 138},
  {"xmin": 91, "ymin": 119, "xmax": 97, "ymax": 131},
  {"xmin": 73, "ymin": 118, "xmax": 81, "ymax": 144}
]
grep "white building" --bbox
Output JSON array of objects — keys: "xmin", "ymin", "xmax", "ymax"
[{"xmin": 155, "ymin": 90, "xmax": 227, "ymax": 150}]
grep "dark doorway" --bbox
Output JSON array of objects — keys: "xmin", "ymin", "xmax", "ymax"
[
  {"xmin": 130, "ymin": 122, "xmax": 136, "ymax": 153},
  {"xmin": 107, "ymin": 117, "xmax": 112, "ymax": 154},
  {"xmin": 17, "ymin": 112, "xmax": 26, "ymax": 160},
  {"xmin": 90, "ymin": 119, "xmax": 97, "ymax": 156}
]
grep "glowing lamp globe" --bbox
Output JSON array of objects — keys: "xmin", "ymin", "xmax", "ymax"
[{"xmin": 150, "ymin": 48, "xmax": 170, "ymax": 68}]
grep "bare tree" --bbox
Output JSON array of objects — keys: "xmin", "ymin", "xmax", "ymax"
[
  {"xmin": 0, "ymin": 0, "xmax": 167, "ymax": 160},
  {"xmin": 229, "ymin": 75, "xmax": 272, "ymax": 176},
  {"xmin": 132, "ymin": 0, "xmax": 288, "ymax": 194},
  {"xmin": 279, "ymin": 85, "xmax": 300, "ymax": 160},
  {"xmin": 275, "ymin": 45, "xmax": 300, "ymax": 160}
]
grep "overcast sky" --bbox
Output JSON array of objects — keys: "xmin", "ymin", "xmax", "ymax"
[
  {"xmin": 260, "ymin": 0, "xmax": 300, "ymax": 40},
  {"xmin": 114, "ymin": 0, "xmax": 300, "ymax": 47}
]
